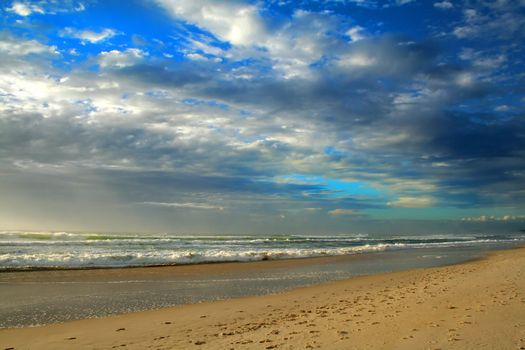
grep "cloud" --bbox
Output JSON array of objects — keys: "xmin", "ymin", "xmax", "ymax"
[
  {"xmin": 452, "ymin": 3, "xmax": 525, "ymax": 40},
  {"xmin": 1, "ymin": 1, "xmax": 524, "ymax": 232},
  {"xmin": 6, "ymin": 2, "xmax": 44, "ymax": 16},
  {"xmin": 157, "ymin": 3, "xmax": 343, "ymax": 78},
  {"xmin": 396, "ymin": 0, "xmax": 415, "ymax": 5},
  {"xmin": 494, "ymin": 105, "xmax": 510, "ymax": 112},
  {"xmin": 98, "ymin": 49, "xmax": 148, "ymax": 68},
  {"xmin": 458, "ymin": 48, "xmax": 506, "ymax": 70},
  {"xmin": 0, "ymin": 32, "xmax": 57, "ymax": 56},
  {"xmin": 346, "ymin": 0, "xmax": 378, "ymax": 7},
  {"xmin": 60, "ymin": 27, "xmax": 116, "ymax": 43},
  {"xmin": 338, "ymin": 53, "xmax": 376, "ymax": 67},
  {"xmin": 1, "ymin": 23, "xmax": 521, "ymax": 217},
  {"xmin": 6, "ymin": 1, "xmax": 86, "ymax": 16},
  {"xmin": 461, "ymin": 215, "xmax": 525, "ymax": 222},
  {"xmin": 156, "ymin": 0, "xmax": 265, "ymax": 46},
  {"xmin": 387, "ymin": 197, "xmax": 436, "ymax": 208},
  {"xmin": 141, "ymin": 202, "xmax": 225, "ymax": 210},
  {"xmin": 333, "ymin": 37, "xmax": 439, "ymax": 78},
  {"xmin": 185, "ymin": 52, "xmax": 208, "ymax": 61},
  {"xmin": 304, "ymin": 207, "xmax": 322, "ymax": 212},
  {"xmin": 328, "ymin": 209, "xmax": 361, "ymax": 216},
  {"xmin": 434, "ymin": 1, "xmax": 453, "ymax": 9},
  {"xmin": 346, "ymin": 26, "xmax": 367, "ymax": 42}
]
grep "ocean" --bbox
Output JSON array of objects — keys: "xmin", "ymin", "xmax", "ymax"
[
  {"xmin": 1, "ymin": 230, "xmax": 524, "ymax": 270},
  {"xmin": 1, "ymin": 230, "xmax": 524, "ymax": 327}
]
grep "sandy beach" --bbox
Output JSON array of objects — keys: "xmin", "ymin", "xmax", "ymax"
[{"xmin": 1, "ymin": 247, "xmax": 524, "ymax": 350}]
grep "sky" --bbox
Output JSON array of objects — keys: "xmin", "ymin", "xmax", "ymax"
[{"xmin": 0, "ymin": 0, "xmax": 524, "ymax": 234}]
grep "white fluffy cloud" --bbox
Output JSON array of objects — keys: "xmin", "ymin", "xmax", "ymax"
[
  {"xmin": 156, "ymin": 0, "xmax": 265, "ymax": 46},
  {"xmin": 156, "ymin": 2, "xmax": 337, "ymax": 78},
  {"xmin": 6, "ymin": 1, "xmax": 44, "ymax": 16},
  {"xmin": 98, "ymin": 49, "xmax": 147, "ymax": 68},
  {"xmin": 6, "ymin": 1, "xmax": 86, "ymax": 16},
  {"xmin": 346, "ymin": 26, "xmax": 367, "ymax": 42},
  {"xmin": 61, "ymin": 27, "xmax": 116, "ymax": 43}
]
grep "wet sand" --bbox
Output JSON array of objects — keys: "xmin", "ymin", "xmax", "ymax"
[{"xmin": 1, "ymin": 247, "xmax": 524, "ymax": 349}]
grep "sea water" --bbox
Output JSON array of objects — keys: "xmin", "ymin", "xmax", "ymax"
[{"xmin": 1, "ymin": 230, "xmax": 524, "ymax": 270}]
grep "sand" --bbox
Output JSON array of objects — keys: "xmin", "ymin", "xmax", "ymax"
[{"xmin": 1, "ymin": 247, "xmax": 524, "ymax": 350}]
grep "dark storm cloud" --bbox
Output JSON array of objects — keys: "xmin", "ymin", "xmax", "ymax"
[{"xmin": 427, "ymin": 113, "xmax": 524, "ymax": 159}]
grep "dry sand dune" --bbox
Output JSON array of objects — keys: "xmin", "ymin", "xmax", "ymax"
[{"xmin": 1, "ymin": 247, "xmax": 524, "ymax": 349}]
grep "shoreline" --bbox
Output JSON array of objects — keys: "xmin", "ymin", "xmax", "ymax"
[
  {"xmin": 1, "ymin": 246, "xmax": 524, "ymax": 349},
  {"xmin": 0, "ymin": 253, "xmax": 382, "ymax": 273},
  {"xmin": 2, "ymin": 240, "xmax": 520, "ymax": 274},
  {"xmin": 3, "ymin": 230, "xmax": 523, "ymax": 272}
]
